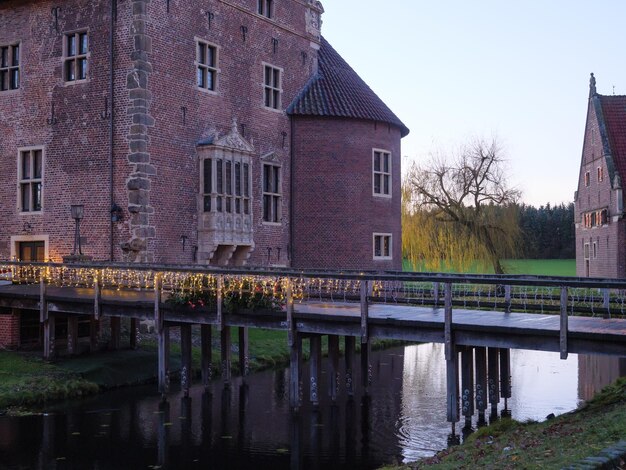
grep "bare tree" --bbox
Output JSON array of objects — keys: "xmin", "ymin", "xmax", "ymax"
[{"xmin": 403, "ymin": 138, "xmax": 521, "ymax": 274}]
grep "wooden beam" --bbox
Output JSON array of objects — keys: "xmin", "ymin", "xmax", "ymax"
[
  {"xmin": 361, "ymin": 338, "xmax": 371, "ymax": 395},
  {"xmin": 238, "ymin": 327, "xmax": 249, "ymax": 379},
  {"xmin": 216, "ymin": 275, "xmax": 223, "ymax": 331},
  {"xmin": 129, "ymin": 318, "xmax": 137, "ymax": 349},
  {"xmin": 158, "ymin": 326, "xmax": 170, "ymax": 397},
  {"xmin": 487, "ymin": 347, "xmax": 500, "ymax": 415},
  {"xmin": 309, "ymin": 335, "xmax": 322, "ymax": 406},
  {"xmin": 560, "ymin": 286, "xmax": 568, "ymax": 359},
  {"xmin": 461, "ymin": 346, "xmax": 474, "ymax": 425},
  {"xmin": 43, "ymin": 313, "xmax": 55, "ymax": 360},
  {"xmin": 94, "ymin": 270, "xmax": 102, "ymax": 320},
  {"xmin": 67, "ymin": 316, "xmax": 79, "ymax": 355},
  {"xmin": 328, "ymin": 335, "xmax": 339, "ymax": 401},
  {"xmin": 446, "ymin": 346, "xmax": 459, "ymax": 423},
  {"xmin": 345, "ymin": 336, "xmax": 355, "ymax": 397},
  {"xmin": 221, "ymin": 325, "xmax": 231, "ymax": 386},
  {"xmin": 360, "ymin": 280, "xmax": 368, "ymax": 343},
  {"xmin": 289, "ymin": 332, "xmax": 301, "ymax": 410},
  {"xmin": 474, "ymin": 346, "xmax": 488, "ymax": 425},
  {"xmin": 180, "ymin": 324, "xmax": 192, "ymax": 397},
  {"xmin": 286, "ymin": 277, "xmax": 294, "ymax": 347},
  {"xmin": 201, "ymin": 324, "xmax": 212, "ymax": 390},
  {"xmin": 444, "ymin": 282, "xmax": 453, "ymax": 361},
  {"xmin": 499, "ymin": 348, "xmax": 511, "ymax": 399}
]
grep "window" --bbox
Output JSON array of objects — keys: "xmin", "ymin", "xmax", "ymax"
[
  {"xmin": 0, "ymin": 43, "xmax": 20, "ymax": 91},
  {"xmin": 584, "ymin": 171, "xmax": 590, "ymax": 187},
  {"xmin": 583, "ymin": 242, "xmax": 590, "ymax": 260},
  {"xmin": 373, "ymin": 233, "xmax": 392, "ymax": 259},
  {"xmin": 18, "ymin": 148, "xmax": 43, "ymax": 212},
  {"xmin": 262, "ymin": 164, "xmax": 281, "ymax": 223},
  {"xmin": 64, "ymin": 31, "xmax": 88, "ymax": 82},
  {"xmin": 582, "ymin": 209, "xmax": 609, "ymax": 228},
  {"xmin": 373, "ymin": 150, "xmax": 391, "ymax": 196},
  {"xmin": 203, "ymin": 157, "xmax": 250, "ymax": 215},
  {"xmin": 196, "ymin": 40, "xmax": 218, "ymax": 92},
  {"xmin": 263, "ymin": 64, "xmax": 281, "ymax": 110},
  {"xmin": 597, "ymin": 166, "xmax": 604, "ymax": 182},
  {"xmin": 258, "ymin": 0, "xmax": 273, "ymax": 18},
  {"xmin": 593, "ymin": 241, "xmax": 598, "ymax": 259}
]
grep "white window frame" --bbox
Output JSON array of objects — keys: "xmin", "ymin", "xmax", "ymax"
[
  {"xmin": 195, "ymin": 38, "xmax": 219, "ymax": 94},
  {"xmin": 373, "ymin": 233, "xmax": 392, "ymax": 260},
  {"xmin": 63, "ymin": 30, "xmax": 89, "ymax": 84},
  {"xmin": 372, "ymin": 149, "xmax": 392, "ymax": 197},
  {"xmin": 262, "ymin": 163, "xmax": 282, "ymax": 224},
  {"xmin": 262, "ymin": 63, "xmax": 282, "ymax": 111},
  {"xmin": 0, "ymin": 42, "xmax": 20, "ymax": 92},
  {"xmin": 17, "ymin": 146, "xmax": 44, "ymax": 214}
]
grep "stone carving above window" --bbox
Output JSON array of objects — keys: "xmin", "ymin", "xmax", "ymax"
[{"xmin": 305, "ymin": 1, "xmax": 324, "ymax": 38}]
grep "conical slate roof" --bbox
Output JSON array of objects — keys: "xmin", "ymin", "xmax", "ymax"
[{"xmin": 288, "ymin": 37, "xmax": 409, "ymax": 137}]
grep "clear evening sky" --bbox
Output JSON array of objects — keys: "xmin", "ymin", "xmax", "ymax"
[{"xmin": 322, "ymin": 0, "xmax": 626, "ymax": 207}]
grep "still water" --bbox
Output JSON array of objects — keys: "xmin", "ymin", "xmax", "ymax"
[{"xmin": 0, "ymin": 343, "xmax": 624, "ymax": 469}]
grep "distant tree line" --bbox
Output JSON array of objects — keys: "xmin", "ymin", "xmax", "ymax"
[{"xmin": 516, "ymin": 203, "xmax": 575, "ymax": 259}]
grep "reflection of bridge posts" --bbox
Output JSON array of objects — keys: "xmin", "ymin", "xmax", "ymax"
[
  {"xmin": 289, "ymin": 332, "xmax": 302, "ymax": 410},
  {"xmin": 289, "ymin": 412, "xmax": 302, "ymax": 470},
  {"xmin": 201, "ymin": 391, "xmax": 213, "ymax": 448},
  {"xmin": 487, "ymin": 347, "xmax": 500, "ymax": 420},
  {"xmin": 155, "ymin": 276, "xmax": 170, "ymax": 397},
  {"xmin": 180, "ymin": 396, "xmax": 192, "ymax": 469},
  {"xmin": 157, "ymin": 400, "xmax": 170, "ymax": 469},
  {"xmin": 221, "ymin": 326, "xmax": 232, "ymax": 387},
  {"xmin": 238, "ymin": 327, "xmax": 249, "ymax": 380},
  {"xmin": 361, "ymin": 281, "xmax": 371, "ymax": 395},
  {"xmin": 201, "ymin": 324, "xmax": 213, "ymax": 390}
]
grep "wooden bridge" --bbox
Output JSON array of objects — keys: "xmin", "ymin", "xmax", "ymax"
[{"xmin": 1, "ymin": 261, "xmax": 626, "ymax": 429}]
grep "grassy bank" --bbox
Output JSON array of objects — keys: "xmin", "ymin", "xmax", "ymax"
[
  {"xmin": 0, "ymin": 328, "xmax": 400, "ymax": 412},
  {"xmin": 381, "ymin": 377, "xmax": 626, "ymax": 469}
]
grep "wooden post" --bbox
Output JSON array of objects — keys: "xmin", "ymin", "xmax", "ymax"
[
  {"xmin": 180, "ymin": 324, "xmax": 192, "ymax": 397},
  {"xmin": 560, "ymin": 286, "xmax": 568, "ymax": 360},
  {"xmin": 361, "ymin": 338, "xmax": 371, "ymax": 395},
  {"xmin": 328, "ymin": 335, "xmax": 340, "ymax": 401},
  {"xmin": 216, "ymin": 275, "xmax": 223, "ymax": 330},
  {"xmin": 157, "ymin": 400, "xmax": 170, "ymax": 467},
  {"xmin": 201, "ymin": 324, "xmax": 212, "ymax": 390},
  {"xmin": 309, "ymin": 335, "xmax": 322, "ymax": 405},
  {"xmin": 499, "ymin": 348, "xmax": 511, "ymax": 400},
  {"xmin": 461, "ymin": 346, "xmax": 474, "ymax": 427},
  {"xmin": 94, "ymin": 270, "xmax": 102, "ymax": 320},
  {"xmin": 345, "ymin": 336, "xmax": 356, "ymax": 397},
  {"xmin": 474, "ymin": 347, "xmax": 488, "ymax": 425},
  {"xmin": 286, "ymin": 277, "xmax": 294, "ymax": 346},
  {"xmin": 110, "ymin": 316, "xmax": 121, "ymax": 350},
  {"xmin": 67, "ymin": 316, "xmax": 79, "ymax": 355},
  {"xmin": 504, "ymin": 285, "xmax": 512, "ymax": 313},
  {"xmin": 487, "ymin": 347, "xmax": 500, "ymax": 416},
  {"xmin": 221, "ymin": 325, "xmax": 231, "ymax": 386},
  {"xmin": 433, "ymin": 282, "xmax": 440, "ymax": 306},
  {"xmin": 129, "ymin": 318, "xmax": 137, "ymax": 349},
  {"xmin": 238, "ymin": 327, "xmax": 249, "ymax": 379},
  {"xmin": 289, "ymin": 332, "xmax": 301, "ymax": 410},
  {"xmin": 446, "ymin": 346, "xmax": 459, "ymax": 423},
  {"xmin": 444, "ymin": 283, "xmax": 453, "ymax": 360},
  {"xmin": 360, "ymin": 280, "xmax": 368, "ymax": 343},
  {"xmin": 43, "ymin": 314, "xmax": 55, "ymax": 360},
  {"xmin": 603, "ymin": 288, "xmax": 610, "ymax": 319},
  {"xmin": 155, "ymin": 275, "xmax": 170, "ymax": 397},
  {"xmin": 90, "ymin": 316, "xmax": 98, "ymax": 352}
]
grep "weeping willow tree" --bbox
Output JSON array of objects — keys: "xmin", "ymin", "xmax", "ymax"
[{"xmin": 403, "ymin": 138, "xmax": 521, "ymax": 274}]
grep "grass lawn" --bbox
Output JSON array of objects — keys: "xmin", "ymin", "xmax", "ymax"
[
  {"xmin": 380, "ymin": 377, "xmax": 626, "ymax": 469},
  {"xmin": 404, "ymin": 259, "xmax": 576, "ymax": 277}
]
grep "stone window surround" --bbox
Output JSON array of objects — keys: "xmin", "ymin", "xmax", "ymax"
[
  {"xmin": 9, "ymin": 235, "xmax": 49, "ymax": 261},
  {"xmin": 584, "ymin": 170, "xmax": 590, "ymax": 187},
  {"xmin": 62, "ymin": 29, "xmax": 90, "ymax": 85},
  {"xmin": 0, "ymin": 42, "xmax": 20, "ymax": 92},
  {"xmin": 597, "ymin": 166, "xmax": 604, "ymax": 183},
  {"xmin": 373, "ymin": 233, "xmax": 392, "ymax": 260},
  {"xmin": 583, "ymin": 242, "xmax": 590, "ymax": 261},
  {"xmin": 262, "ymin": 161, "xmax": 282, "ymax": 225},
  {"xmin": 262, "ymin": 62, "xmax": 283, "ymax": 112},
  {"xmin": 195, "ymin": 37, "xmax": 220, "ymax": 94},
  {"xmin": 592, "ymin": 240, "xmax": 597, "ymax": 259},
  {"xmin": 17, "ymin": 146, "xmax": 44, "ymax": 215},
  {"xmin": 372, "ymin": 148, "xmax": 392, "ymax": 197}
]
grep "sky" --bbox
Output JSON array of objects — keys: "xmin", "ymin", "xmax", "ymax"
[{"xmin": 321, "ymin": 0, "xmax": 626, "ymax": 207}]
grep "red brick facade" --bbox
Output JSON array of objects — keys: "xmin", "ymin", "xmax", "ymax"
[
  {"xmin": 0, "ymin": 311, "xmax": 20, "ymax": 349},
  {"xmin": 575, "ymin": 77, "xmax": 626, "ymax": 278},
  {"xmin": 0, "ymin": 0, "xmax": 406, "ymax": 274}
]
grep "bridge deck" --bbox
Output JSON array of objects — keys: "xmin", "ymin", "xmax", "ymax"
[{"xmin": 1, "ymin": 284, "xmax": 625, "ymax": 356}]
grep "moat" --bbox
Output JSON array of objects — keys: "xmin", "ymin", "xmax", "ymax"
[{"xmin": 0, "ymin": 343, "xmax": 624, "ymax": 469}]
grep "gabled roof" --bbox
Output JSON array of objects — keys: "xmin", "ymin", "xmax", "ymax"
[
  {"xmin": 596, "ymin": 94, "xmax": 626, "ymax": 186},
  {"xmin": 287, "ymin": 37, "xmax": 409, "ymax": 137}
]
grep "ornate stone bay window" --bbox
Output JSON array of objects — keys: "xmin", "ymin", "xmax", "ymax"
[{"xmin": 197, "ymin": 122, "xmax": 254, "ymax": 266}]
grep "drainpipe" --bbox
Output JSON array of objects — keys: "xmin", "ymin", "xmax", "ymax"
[{"xmin": 109, "ymin": 0, "xmax": 116, "ymax": 260}]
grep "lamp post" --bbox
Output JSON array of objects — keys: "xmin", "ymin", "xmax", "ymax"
[{"xmin": 71, "ymin": 205, "xmax": 84, "ymax": 256}]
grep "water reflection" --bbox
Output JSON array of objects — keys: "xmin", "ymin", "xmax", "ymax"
[{"xmin": 0, "ymin": 344, "xmax": 624, "ymax": 469}]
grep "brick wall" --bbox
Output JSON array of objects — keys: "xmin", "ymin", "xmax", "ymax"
[
  {"xmin": 291, "ymin": 116, "xmax": 403, "ymax": 271},
  {"xmin": 0, "ymin": 312, "xmax": 20, "ymax": 349},
  {"xmin": 575, "ymin": 98, "xmax": 626, "ymax": 278}
]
